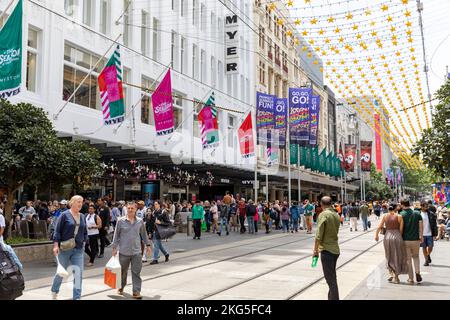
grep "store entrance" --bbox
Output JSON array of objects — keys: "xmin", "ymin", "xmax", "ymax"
[{"xmin": 199, "ymin": 185, "xmax": 234, "ymax": 201}]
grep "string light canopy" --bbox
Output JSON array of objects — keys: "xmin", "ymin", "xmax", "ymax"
[{"xmin": 270, "ymin": 0, "xmax": 431, "ymax": 169}]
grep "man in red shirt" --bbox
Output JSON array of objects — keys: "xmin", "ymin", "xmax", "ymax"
[{"xmin": 237, "ymin": 198, "xmax": 247, "ymax": 234}]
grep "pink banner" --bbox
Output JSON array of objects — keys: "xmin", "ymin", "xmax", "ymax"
[
  {"xmin": 374, "ymin": 113, "xmax": 382, "ymax": 171},
  {"xmin": 152, "ymin": 70, "xmax": 174, "ymax": 136}
]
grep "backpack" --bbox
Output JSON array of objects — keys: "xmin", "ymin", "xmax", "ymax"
[
  {"xmin": 269, "ymin": 209, "xmax": 277, "ymax": 220},
  {"xmin": 0, "ymin": 245, "xmax": 25, "ymax": 300}
]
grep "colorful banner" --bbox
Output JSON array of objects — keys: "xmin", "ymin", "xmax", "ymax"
[
  {"xmin": 99, "ymin": 45, "xmax": 125, "ymax": 125},
  {"xmin": 288, "ymin": 88, "xmax": 312, "ymax": 144},
  {"xmin": 309, "ymin": 95, "xmax": 320, "ymax": 146},
  {"xmin": 360, "ymin": 141, "xmax": 373, "ymax": 172},
  {"xmin": 374, "ymin": 113, "xmax": 382, "ymax": 171},
  {"xmin": 433, "ymin": 183, "xmax": 450, "ymax": 205},
  {"xmin": 256, "ymin": 92, "xmax": 275, "ymax": 145},
  {"xmin": 151, "ymin": 69, "xmax": 175, "ymax": 135},
  {"xmin": 0, "ymin": 0, "xmax": 22, "ymax": 99},
  {"xmin": 237, "ymin": 112, "xmax": 254, "ymax": 158},
  {"xmin": 274, "ymin": 98, "xmax": 287, "ymax": 148},
  {"xmin": 198, "ymin": 93, "xmax": 219, "ymax": 149},
  {"xmin": 344, "ymin": 144, "xmax": 357, "ymax": 172}
]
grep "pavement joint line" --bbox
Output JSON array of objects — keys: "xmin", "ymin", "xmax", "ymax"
[
  {"xmin": 200, "ymin": 228, "xmax": 377, "ymax": 300},
  {"xmin": 24, "ymin": 231, "xmax": 296, "ymax": 291},
  {"xmin": 23, "ymin": 219, "xmax": 375, "ymax": 299},
  {"xmin": 286, "ymin": 230, "xmax": 382, "ymax": 300},
  {"xmin": 79, "ymin": 233, "xmax": 318, "ymax": 299}
]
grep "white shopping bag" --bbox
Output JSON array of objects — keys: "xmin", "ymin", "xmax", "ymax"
[
  {"xmin": 104, "ymin": 255, "xmax": 121, "ymax": 289},
  {"xmin": 55, "ymin": 256, "xmax": 69, "ymax": 278}
]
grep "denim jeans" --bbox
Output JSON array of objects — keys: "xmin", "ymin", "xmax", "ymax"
[
  {"xmin": 292, "ymin": 217, "xmax": 299, "ymax": 231},
  {"xmin": 219, "ymin": 217, "xmax": 228, "ymax": 234},
  {"xmin": 282, "ymin": 219, "xmax": 290, "ymax": 232},
  {"xmin": 51, "ymin": 247, "xmax": 84, "ymax": 300},
  {"xmin": 152, "ymin": 238, "xmax": 169, "ymax": 261},
  {"xmin": 361, "ymin": 216, "xmax": 368, "ymax": 230},
  {"xmin": 247, "ymin": 216, "xmax": 255, "ymax": 233}
]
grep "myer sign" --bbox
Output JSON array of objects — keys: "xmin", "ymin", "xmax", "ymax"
[{"xmin": 224, "ymin": 14, "xmax": 239, "ymax": 74}]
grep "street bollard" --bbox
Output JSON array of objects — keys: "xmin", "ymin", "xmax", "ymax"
[{"xmin": 187, "ymin": 216, "xmax": 192, "ymax": 236}]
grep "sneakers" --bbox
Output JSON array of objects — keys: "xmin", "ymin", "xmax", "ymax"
[
  {"xmin": 424, "ymin": 261, "xmax": 429, "ymax": 266},
  {"xmin": 51, "ymin": 292, "xmax": 58, "ymax": 300},
  {"xmin": 407, "ymin": 279, "xmax": 414, "ymax": 285},
  {"xmin": 117, "ymin": 288, "xmax": 124, "ymax": 295},
  {"xmin": 86, "ymin": 262, "xmax": 94, "ymax": 267},
  {"xmin": 165, "ymin": 254, "xmax": 169, "ymax": 262},
  {"xmin": 142, "ymin": 258, "xmax": 147, "ymax": 263},
  {"xmin": 133, "ymin": 292, "xmax": 142, "ymax": 300},
  {"xmin": 217, "ymin": 232, "xmax": 221, "ymax": 236},
  {"xmin": 428, "ymin": 255, "xmax": 432, "ymax": 263},
  {"xmin": 149, "ymin": 260, "xmax": 158, "ymax": 265},
  {"xmin": 393, "ymin": 277, "xmax": 400, "ymax": 284},
  {"xmin": 416, "ymin": 273, "xmax": 422, "ymax": 283},
  {"xmin": 226, "ymin": 231, "xmax": 229, "ymax": 235}
]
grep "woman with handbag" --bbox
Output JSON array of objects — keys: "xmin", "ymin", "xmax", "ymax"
[
  {"xmin": 375, "ymin": 203, "xmax": 408, "ymax": 284},
  {"xmin": 51, "ymin": 195, "xmax": 88, "ymax": 300},
  {"xmin": 149, "ymin": 201, "xmax": 170, "ymax": 265}
]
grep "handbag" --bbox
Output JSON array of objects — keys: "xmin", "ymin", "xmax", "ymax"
[
  {"xmin": 60, "ymin": 214, "xmax": 79, "ymax": 251},
  {"xmin": 380, "ymin": 226, "xmax": 386, "ymax": 235},
  {"xmin": 156, "ymin": 223, "xmax": 177, "ymax": 240}
]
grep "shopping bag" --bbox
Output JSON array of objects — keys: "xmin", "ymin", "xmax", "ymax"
[
  {"xmin": 201, "ymin": 220, "xmax": 207, "ymax": 231},
  {"xmin": 55, "ymin": 256, "xmax": 69, "ymax": 278},
  {"xmin": 104, "ymin": 255, "xmax": 121, "ymax": 289},
  {"xmin": 155, "ymin": 223, "xmax": 177, "ymax": 240}
]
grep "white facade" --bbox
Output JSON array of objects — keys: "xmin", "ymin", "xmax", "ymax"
[{"xmin": 5, "ymin": 0, "xmax": 256, "ymax": 171}]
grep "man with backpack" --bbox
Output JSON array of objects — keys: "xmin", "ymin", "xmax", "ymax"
[{"xmin": 246, "ymin": 200, "xmax": 257, "ymax": 234}]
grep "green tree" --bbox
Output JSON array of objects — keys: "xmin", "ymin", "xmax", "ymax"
[
  {"xmin": 0, "ymin": 100, "xmax": 103, "ymax": 231},
  {"xmin": 390, "ymin": 159, "xmax": 437, "ymax": 197},
  {"xmin": 413, "ymin": 80, "xmax": 450, "ymax": 179},
  {"xmin": 363, "ymin": 164, "xmax": 394, "ymax": 201}
]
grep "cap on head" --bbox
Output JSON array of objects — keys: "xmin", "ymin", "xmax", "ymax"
[{"xmin": 60, "ymin": 200, "xmax": 68, "ymax": 205}]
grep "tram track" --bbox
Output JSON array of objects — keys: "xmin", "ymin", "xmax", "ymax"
[
  {"xmin": 26, "ymin": 232, "xmax": 296, "ymax": 291},
  {"xmin": 80, "ymin": 232, "xmax": 317, "ymax": 298},
  {"xmin": 200, "ymin": 229, "xmax": 380, "ymax": 300}
]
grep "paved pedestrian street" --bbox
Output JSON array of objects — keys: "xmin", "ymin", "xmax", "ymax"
[{"xmin": 18, "ymin": 218, "xmax": 450, "ymax": 300}]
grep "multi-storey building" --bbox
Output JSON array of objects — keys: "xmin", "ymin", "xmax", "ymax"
[{"xmin": 4, "ymin": 0, "xmax": 355, "ymax": 202}]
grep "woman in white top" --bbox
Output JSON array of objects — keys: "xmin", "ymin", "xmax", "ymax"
[{"xmin": 84, "ymin": 203, "xmax": 102, "ymax": 266}]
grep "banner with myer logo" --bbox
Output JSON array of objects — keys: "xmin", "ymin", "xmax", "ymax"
[
  {"xmin": 152, "ymin": 70, "xmax": 174, "ymax": 136},
  {"xmin": 0, "ymin": 0, "xmax": 22, "ymax": 99}
]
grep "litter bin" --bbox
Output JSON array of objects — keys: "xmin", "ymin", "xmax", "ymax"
[{"xmin": 187, "ymin": 216, "xmax": 192, "ymax": 236}]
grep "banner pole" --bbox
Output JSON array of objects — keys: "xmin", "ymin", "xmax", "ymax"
[
  {"xmin": 0, "ymin": 0, "xmax": 15, "ymax": 23},
  {"xmin": 287, "ymin": 115, "xmax": 291, "ymax": 206},
  {"xmin": 54, "ymin": 33, "xmax": 122, "ymax": 120},
  {"xmin": 254, "ymin": 108, "xmax": 258, "ymax": 204},
  {"xmin": 298, "ymin": 146, "xmax": 301, "ymax": 202}
]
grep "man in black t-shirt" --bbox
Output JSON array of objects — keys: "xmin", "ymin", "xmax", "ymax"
[{"xmin": 97, "ymin": 198, "xmax": 111, "ymax": 258}]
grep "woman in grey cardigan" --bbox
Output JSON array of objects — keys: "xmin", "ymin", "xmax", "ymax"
[{"xmin": 112, "ymin": 202, "xmax": 151, "ymax": 299}]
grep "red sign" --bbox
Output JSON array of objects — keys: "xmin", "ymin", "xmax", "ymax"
[
  {"xmin": 360, "ymin": 141, "xmax": 373, "ymax": 172},
  {"xmin": 374, "ymin": 113, "xmax": 382, "ymax": 171},
  {"xmin": 238, "ymin": 112, "xmax": 255, "ymax": 158},
  {"xmin": 344, "ymin": 144, "xmax": 357, "ymax": 172}
]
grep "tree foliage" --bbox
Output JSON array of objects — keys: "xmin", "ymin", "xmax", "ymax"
[
  {"xmin": 413, "ymin": 81, "xmax": 450, "ymax": 179},
  {"xmin": 0, "ymin": 99, "xmax": 103, "ymax": 224},
  {"xmin": 363, "ymin": 164, "xmax": 394, "ymax": 201}
]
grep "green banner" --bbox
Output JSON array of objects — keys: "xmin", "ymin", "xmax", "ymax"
[
  {"xmin": 290, "ymin": 143, "xmax": 298, "ymax": 165},
  {"xmin": 0, "ymin": 0, "xmax": 22, "ymax": 98},
  {"xmin": 305, "ymin": 146, "xmax": 312, "ymax": 169},
  {"xmin": 300, "ymin": 145, "xmax": 306, "ymax": 167},
  {"xmin": 318, "ymin": 148, "xmax": 326, "ymax": 173},
  {"xmin": 325, "ymin": 152, "xmax": 332, "ymax": 175}
]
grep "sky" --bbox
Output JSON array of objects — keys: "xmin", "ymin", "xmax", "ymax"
[{"xmin": 286, "ymin": 0, "xmax": 450, "ymax": 155}]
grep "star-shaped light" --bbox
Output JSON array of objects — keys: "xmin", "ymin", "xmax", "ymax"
[
  {"xmin": 327, "ymin": 16, "xmax": 335, "ymax": 23},
  {"xmin": 365, "ymin": 9, "xmax": 372, "ymax": 16},
  {"xmin": 324, "ymin": 38, "xmax": 331, "ymax": 44},
  {"xmin": 405, "ymin": 10, "xmax": 411, "ymax": 17},
  {"xmin": 370, "ymin": 21, "xmax": 376, "ymax": 27},
  {"xmin": 318, "ymin": 29, "xmax": 325, "ymax": 35},
  {"xmin": 387, "ymin": 16, "xmax": 393, "ymax": 22},
  {"xmin": 287, "ymin": 0, "xmax": 294, "ymax": 7},
  {"xmin": 310, "ymin": 18, "xmax": 318, "ymax": 24},
  {"xmin": 356, "ymin": 33, "xmax": 362, "ymax": 39},
  {"xmin": 346, "ymin": 13, "xmax": 353, "ymax": 20},
  {"xmin": 334, "ymin": 27, "xmax": 341, "ymax": 33},
  {"xmin": 294, "ymin": 19, "xmax": 301, "ymax": 25},
  {"xmin": 352, "ymin": 24, "xmax": 359, "ymax": 30},
  {"xmin": 338, "ymin": 36, "xmax": 344, "ymax": 43},
  {"xmin": 381, "ymin": 4, "xmax": 389, "ymax": 11},
  {"xmin": 302, "ymin": 30, "xmax": 308, "ymax": 36}
]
